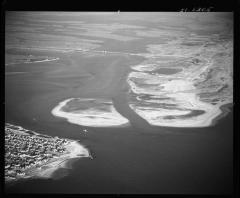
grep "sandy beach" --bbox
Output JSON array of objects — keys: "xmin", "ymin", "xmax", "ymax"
[
  {"xmin": 126, "ymin": 37, "xmax": 232, "ymax": 128},
  {"xmin": 27, "ymin": 141, "xmax": 90, "ymax": 179},
  {"xmin": 5, "ymin": 12, "xmax": 233, "ymax": 194},
  {"xmin": 51, "ymin": 98, "xmax": 130, "ymax": 127}
]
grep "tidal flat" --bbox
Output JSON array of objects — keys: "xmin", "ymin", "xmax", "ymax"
[{"xmin": 5, "ymin": 12, "xmax": 233, "ymax": 194}]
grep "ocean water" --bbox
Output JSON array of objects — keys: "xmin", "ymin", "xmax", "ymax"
[
  {"xmin": 5, "ymin": 52, "xmax": 233, "ymax": 194},
  {"xmin": 5, "ymin": 12, "xmax": 233, "ymax": 194},
  {"xmin": 5, "ymin": 55, "xmax": 233, "ymax": 193},
  {"xmin": 5, "ymin": 111, "xmax": 233, "ymax": 194}
]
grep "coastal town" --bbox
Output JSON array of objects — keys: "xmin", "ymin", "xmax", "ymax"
[{"xmin": 5, "ymin": 123, "xmax": 90, "ymax": 182}]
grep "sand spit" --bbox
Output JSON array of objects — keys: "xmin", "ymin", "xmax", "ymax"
[
  {"xmin": 5, "ymin": 57, "xmax": 60, "ymax": 66},
  {"xmin": 131, "ymin": 64, "xmax": 159, "ymax": 72},
  {"xmin": 24, "ymin": 58, "xmax": 60, "ymax": 64},
  {"xmin": 128, "ymin": 74, "xmax": 232, "ymax": 128},
  {"xmin": 5, "ymin": 123, "xmax": 91, "ymax": 183},
  {"xmin": 130, "ymin": 94, "xmax": 230, "ymax": 128},
  {"xmin": 29, "ymin": 141, "xmax": 90, "ymax": 179},
  {"xmin": 52, "ymin": 98, "xmax": 130, "ymax": 127},
  {"xmin": 127, "ymin": 37, "xmax": 233, "ymax": 128}
]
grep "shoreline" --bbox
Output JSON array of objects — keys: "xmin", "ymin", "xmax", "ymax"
[
  {"xmin": 28, "ymin": 141, "xmax": 90, "ymax": 179},
  {"xmin": 51, "ymin": 98, "xmax": 130, "ymax": 128},
  {"xmin": 5, "ymin": 124, "xmax": 91, "ymax": 184},
  {"xmin": 51, "ymin": 97, "xmax": 232, "ymax": 129},
  {"xmin": 147, "ymin": 102, "xmax": 233, "ymax": 130},
  {"xmin": 6, "ymin": 141, "xmax": 90, "ymax": 184},
  {"xmin": 210, "ymin": 102, "xmax": 233, "ymax": 127}
]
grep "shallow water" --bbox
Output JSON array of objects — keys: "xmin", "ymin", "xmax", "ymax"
[
  {"xmin": 5, "ymin": 54, "xmax": 233, "ymax": 193},
  {"xmin": 5, "ymin": 112, "xmax": 233, "ymax": 194},
  {"xmin": 154, "ymin": 67, "xmax": 182, "ymax": 75},
  {"xmin": 5, "ymin": 12, "xmax": 233, "ymax": 194}
]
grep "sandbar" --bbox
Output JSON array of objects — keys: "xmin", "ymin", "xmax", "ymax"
[
  {"xmin": 52, "ymin": 98, "xmax": 130, "ymax": 127},
  {"xmin": 127, "ymin": 37, "xmax": 232, "ymax": 127}
]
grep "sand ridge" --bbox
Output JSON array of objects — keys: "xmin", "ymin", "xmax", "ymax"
[
  {"xmin": 127, "ymin": 37, "xmax": 233, "ymax": 127},
  {"xmin": 52, "ymin": 98, "xmax": 130, "ymax": 127}
]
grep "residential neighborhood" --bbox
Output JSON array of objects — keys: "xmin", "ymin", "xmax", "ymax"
[{"xmin": 5, "ymin": 123, "xmax": 71, "ymax": 181}]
